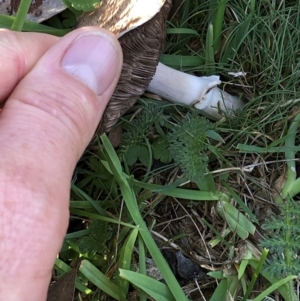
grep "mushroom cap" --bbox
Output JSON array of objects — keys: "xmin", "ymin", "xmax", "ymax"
[
  {"xmin": 77, "ymin": 0, "xmax": 166, "ymax": 37},
  {"xmin": 0, "ymin": 0, "xmax": 66, "ymax": 23},
  {"xmin": 77, "ymin": 0, "xmax": 172, "ymax": 133}
]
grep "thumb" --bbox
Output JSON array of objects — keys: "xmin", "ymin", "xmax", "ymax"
[
  {"xmin": 0, "ymin": 27, "xmax": 123, "ymax": 185},
  {"xmin": 2, "ymin": 27, "xmax": 122, "ymax": 159},
  {"xmin": 0, "ymin": 28, "xmax": 122, "ymax": 300}
]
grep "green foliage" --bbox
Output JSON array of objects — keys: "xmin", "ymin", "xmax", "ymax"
[
  {"xmin": 64, "ymin": 0, "xmax": 100, "ymax": 12},
  {"xmin": 168, "ymin": 111, "xmax": 213, "ymax": 182},
  {"xmin": 119, "ymin": 103, "xmax": 166, "ymax": 165},
  {"xmin": 219, "ymin": 0, "xmax": 256, "ymax": 65},
  {"xmin": 124, "ymin": 145, "xmax": 149, "ymax": 167},
  {"xmin": 259, "ymin": 199, "xmax": 300, "ymax": 278},
  {"xmin": 119, "ymin": 269, "xmax": 176, "ymax": 301},
  {"xmin": 78, "ymin": 220, "xmax": 112, "ymax": 257},
  {"xmin": 9, "ymin": 0, "xmax": 300, "ymax": 299},
  {"xmin": 74, "ymin": 154, "xmax": 116, "ymax": 201},
  {"xmin": 80, "ymin": 260, "xmax": 126, "ymax": 301},
  {"xmin": 60, "ymin": 9, "xmax": 78, "ymax": 27},
  {"xmin": 120, "ymin": 104, "xmax": 221, "ymax": 182},
  {"xmin": 152, "ymin": 136, "xmax": 171, "ymax": 163}
]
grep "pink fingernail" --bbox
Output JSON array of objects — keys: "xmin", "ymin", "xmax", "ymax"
[{"xmin": 61, "ymin": 34, "xmax": 118, "ymax": 95}]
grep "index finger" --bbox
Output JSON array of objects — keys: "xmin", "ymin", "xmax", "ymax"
[{"xmin": 0, "ymin": 29, "xmax": 59, "ymax": 103}]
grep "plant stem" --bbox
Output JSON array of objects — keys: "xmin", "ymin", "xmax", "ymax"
[
  {"xmin": 284, "ymin": 200, "xmax": 291, "ymax": 274},
  {"xmin": 249, "ymin": 260, "xmax": 298, "ymax": 301},
  {"xmin": 275, "ymin": 113, "xmax": 300, "ymax": 203},
  {"xmin": 138, "ymin": 236, "xmax": 147, "ymax": 301},
  {"xmin": 11, "ymin": 0, "xmax": 32, "ymax": 31},
  {"xmin": 211, "ymin": 0, "xmax": 229, "ymax": 53},
  {"xmin": 205, "ymin": 23, "xmax": 215, "ymax": 74},
  {"xmin": 242, "ymin": 249, "xmax": 268, "ymax": 301}
]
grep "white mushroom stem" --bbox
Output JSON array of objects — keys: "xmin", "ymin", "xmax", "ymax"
[{"xmin": 147, "ymin": 62, "xmax": 243, "ymax": 120}]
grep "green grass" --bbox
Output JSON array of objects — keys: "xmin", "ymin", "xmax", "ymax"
[{"xmin": 3, "ymin": 0, "xmax": 300, "ymax": 300}]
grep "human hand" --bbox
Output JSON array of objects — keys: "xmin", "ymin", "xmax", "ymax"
[{"xmin": 0, "ymin": 27, "xmax": 122, "ymax": 300}]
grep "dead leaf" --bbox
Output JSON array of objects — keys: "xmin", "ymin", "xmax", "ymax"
[{"xmin": 46, "ymin": 266, "xmax": 78, "ymax": 301}]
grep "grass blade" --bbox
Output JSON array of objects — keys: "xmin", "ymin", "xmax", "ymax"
[
  {"xmin": 117, "ymin": 228, "xmax": 139, "ymax": 295},
  {"xmin": 205, "ymin": 23, "xmax": 216, "ymax": 74},
  {"xmin": 79, "ymin": 260, "xmax": 126, "ymax": 301},
  {"xmin": 0, "ymin": 14, "xmax": 70, "ymax": 35},
  {"xmin": 101, "ymin": 134, "xmax": 189, "ymax": 301},
  {"xmin": 11, "ymin": 0, "xmax": 32, "ymax": 31},
  {"xmin": 217, "ymin": 201, "xmax": 256, "ymax": 239},
  {"xmin": 119, "ymin": 269, "xmax": 176, "ymax": 301}
]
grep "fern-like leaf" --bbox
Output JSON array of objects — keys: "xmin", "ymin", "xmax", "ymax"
[
  {"xmin": 259, "ymin": 198, "xmax": 300, "ymax": 277},
  {"xmin": 119, "ymin": 104, "xmax": 166, "ymax": 162},
  {"xmin": 168, "ymin": 111, "xmax": 212, "ymax": 182}
]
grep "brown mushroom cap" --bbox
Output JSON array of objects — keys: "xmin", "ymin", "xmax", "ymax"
[
  {"xmin": 77, "ymin": 0, "xmax": 167, "ymax": 37},
  {"xmin": 77, "ymin": 0, "xmax": 172, "ymax": 133}
]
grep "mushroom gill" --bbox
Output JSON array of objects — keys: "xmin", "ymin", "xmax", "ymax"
[{"xmin": 77, "ymin": 0, "xmax": 173, "ymax": 133}]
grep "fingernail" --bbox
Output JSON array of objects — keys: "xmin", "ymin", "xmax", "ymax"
[{"xmin": 61, "ymin": 34, "xmax": 119, "ymax": 95}]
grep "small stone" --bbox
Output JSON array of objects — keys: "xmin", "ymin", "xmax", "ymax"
[{"xmin": 175, "ymin": 251, "xmax": 206, "ymax": 281}]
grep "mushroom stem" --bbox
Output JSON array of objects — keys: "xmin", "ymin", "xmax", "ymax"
[{"xmin": 147, "ymin": 62, "xmax": 243, "ymax": 120}]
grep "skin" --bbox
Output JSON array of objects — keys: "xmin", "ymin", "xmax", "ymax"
[{"xmin": 0, "ymin": 27, "xmax": 123, "ymax": 300}]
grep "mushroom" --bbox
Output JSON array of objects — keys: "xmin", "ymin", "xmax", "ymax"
[
  {"xmin": 77, "ymin": 0, "xmax": 173, "ymax": 133},
  {"xmin": 147, "ymin": 63, "xmax": 242, "ymax": 120},
  {"xmin": 77, "ymin": 0, "xmax": 242, "ymax": 132}
]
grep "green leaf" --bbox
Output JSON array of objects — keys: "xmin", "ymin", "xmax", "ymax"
[
  {"xmin": 210, "ymin": 269, "xmax": 239, "ymax": 300},
  {"xmin": 67, "ymin": 0, "xmax": 99, "ymax": 11},
  {"xmin": 238, "ymin": 259, "xmax": 249, "ymax": 280},
  {"xmin": 241, "ymin": 249, "xmax": 268, "ymax": 301},
  {"xmin": 125, "ymin": 145, "xmax": 150, "ymax": 167},
  {"xmin": 0, "ymin": 14, "xmax": 70, "ymax": 35},
  {"xmin": 78, "ymin": 236, "xmax": 98, "ymax": 255},
  {"xmin": 101, "ymin": 135, "xmax": 124, "ymax": 182},
  {"xmin": 167, "ymin": 28, "xmax": 200, "ymax": 36},
  {"xmin": 205, "ymin": 23, "xmax": 215, "ymax": 74},
  {"xmin": 133, "ymin": 180, "xmax": 222, "ymax": 200},
  {"xmin": 70, "ymin": 209, "xmax": 136, "ymax": 228},
  {"xmin": 209, "ymin": 0, "xmax": 229, "ymax": 53},
  {"xmin": 101, "ymin": 134, "xmax": 189, "ymax": 301},
  {"xmin": 237, "ymin": 143, "xmax": 300, "ymax": 153},
  {"xmin": 195, "ymin": 173, "xmax": 216, "ymax": 192},
  {"xmin": 250, "ymin": 259, "xmax": 298, "ymax": 300},
  {"xmin": 152, "ymin": 136, "xmax": 171, "ymax": 163},
  {"xmin": 119, "ymin": 103, "xmax": 165, "ymax": 162},
  {"xmin": 168, "ymin": 112, "xmax": 212, "ymax": 182},
  {"xmin": 119, "ymin": 269, "xmax": 176, "ymax": 301},
  {"xmin": 220, "ymin": 0, "xmax": 256, "ymax": 64},
  {"xmin": 208, "ymin": 278, "xmax": 227, "ymax": 301},
  {"xmin": 252, "ymin": 275, "xmax": 297, "ymax": 301},
  {"xmin": 90, "ymin": 220, "xmax": 112, "ymax": 241},
  {"xmin": 117, "ymin": 229, "xmax": 139, "ymax": 295},
  {"xmin": 78, "ymin": 220, "xmax": 112, "ymax": 257},
  {"xmin": 206, "ymin": 130, "xmax": 225, "ymax": 143},
  {"xmin": 160, "ymin": 54, "xmax": 204, "ymax": 68},
  {"xmin": 217, "ymin": 201, "xmax": 256, "ymax": 239},
  {"xmin": 207, "ymin": 270, "xmax": 223, "ymax": 279},
  {"xmin": 72, "ymin": 184, "xmax": 107, "ymax": 216},
  {"xmin": 79, "ymin": 260, "xmax": 126, "ymax": 301},
  {"xmin": 222, "ymin": 181, "xmax": 258, "ymax": 223}
]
